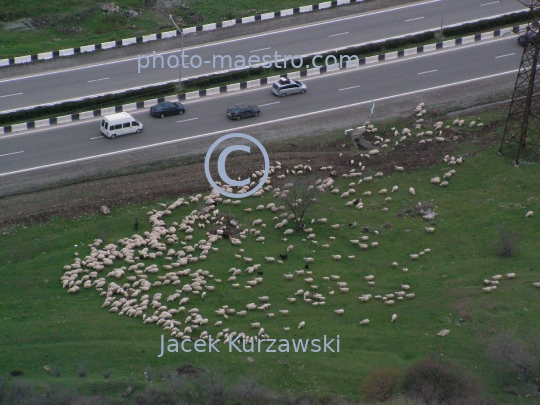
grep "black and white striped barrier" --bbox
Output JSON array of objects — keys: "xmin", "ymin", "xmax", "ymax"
[
  {"xmin": 0, "ymin": 0, "xmax": 371, "ymax": 68},
  {"xmin": 0, "ymin": 24, "xmax": 524, "ymax": 135}
]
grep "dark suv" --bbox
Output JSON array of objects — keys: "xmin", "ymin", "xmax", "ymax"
[
  {"xmin": 226, "ymin": 104, "xmax": 260, "ymax": 120},
  {"xmin": 150, "ymin": 101, "xmax": 186, "ymax": 118}
]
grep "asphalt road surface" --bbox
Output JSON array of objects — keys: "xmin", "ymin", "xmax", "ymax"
[
  {"xmin": 0, "ymin": 0, "xmax": 525, "ymax": 114},
  {"xmin": 0, "ymin": 35, "xmax": 523, "ymax": 179}
]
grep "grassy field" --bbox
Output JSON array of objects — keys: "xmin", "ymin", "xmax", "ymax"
[
  {"xmin": 1, "ymin": 109, "xmax": 540, "ymax": 403},
  {"xmin": 0, "ymin": 0, "xmax": 318, "ymax": 59}
]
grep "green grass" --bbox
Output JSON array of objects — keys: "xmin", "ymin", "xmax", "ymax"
[{"xmin": 1, "ymin": 111, "xmax": 540, "ymax": 403}]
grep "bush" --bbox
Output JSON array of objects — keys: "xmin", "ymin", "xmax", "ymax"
[
  {"xmin": 443, "ymin": 11, "xmax": 537, "ymax": 37},
  {"xmin": 159, "ymin": 365, "xmax": 174, "ymax": 381},
  {"xmin": 494, "ymin": 226, "xmax": 519, "ymax": 258},
  {"xmin": 40, "ymin": 386, "xmax": 80, "ymax": 405},
  {"xmin": 133, "ymin": 385, "xmax": 176, "ymax": 405},
  {"xmin": 100, "ymin": 368, "xmax": 113, "ymax": 380},
  {"xmin": 188, "ymin": 368, "xmax": 228, "ymax": 405},
  {"xmin": 488, "ymin": 329, "xmax": 540, "ymax": 393},
  {"xmin": 361, "ymin": 367, "xmax": 401, "ymax": 403},
  {"xmin": 230, "ymin": 378, "xmax": 274, "ymax": 405},
  {"xmin": 4, "ymin": 379, "xmax": 34, "ymax": 405},
  {"xmin": 402, "ymin": 358, "xmax": 480, "ymax": 404},
  {"xmin": 77, "ymin": 362, "xmax": 88, "ymax": 378}
]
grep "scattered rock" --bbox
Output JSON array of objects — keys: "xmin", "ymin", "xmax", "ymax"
[
  {"xmin": 124, "ymin": 10, "xmax": 141, "ymax": 18},
  {"xmin": 437, "ymin": 329, "xmax": 450, "ymax": 337},
  {"xmin": 123, "ymin": 386, "xmax": 133, "ymax": 398},
  {"xmin": 57, "ymin": 26, "xmax": 82, "ymax": 34},
  {"xmin": 102, "ymin": 2, "xmax": 120, "ymax": 13},
  {"xmin": 100, "ymin": 206, "xmax": 110, "ymax": 215}
]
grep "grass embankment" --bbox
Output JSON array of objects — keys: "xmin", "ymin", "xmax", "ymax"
[{"xmin": 0, "ymin": 109, "xmax": 539, "ymax": 403}]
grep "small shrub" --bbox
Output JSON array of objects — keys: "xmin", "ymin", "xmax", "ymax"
[
  {"xmin": 5, "ymin": 379, "xmax": 34, "ymax": 405},
  {"xmin": 494, "ymin": 226, "xmax": 519, "ymax": 258},
  {"xmin": 42, "ymin": 386, "xmax": 80, "ymax": 405},
  {"xmin": 77, "ymin": 362, "xmax": 88, "ymax": 378},
  {"xmin": 159, "ymin": 365, "xmax": 173, "ymax": 381},
  {"xmin": 101, "ymin": 368, "xmax": 113, "ymax": 380},
  {"xmin": 133, "ymin": 385, "xmax": 176, "ymax": 405},
  {"xmin": 362, "ymin": 367, "xmax": 401, "ymax": 402},
  {"xmin": 402, "ymin": 358, "xmax": 479, "ymax": 404},
  {"xmin": 443, "ymin": 11, "xmax": 539, "ymax": 37},
  {"xmin": 230, "ymin": 378, "xmax": 274, "ymax": 405}
]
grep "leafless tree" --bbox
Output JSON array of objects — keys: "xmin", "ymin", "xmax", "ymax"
[
  {"xmin": 283, "ymin": 181, "xmax": 318, "ymax": 230},
  {"xmin": 494, "ymin": 225, "xmax": 519, "ymax": 257},
  {"xmin": 489, "ymin": 329, "xmax": 540, "ymax": 392},
  {"xmin": 361, "ymin": 367, "xmax": 401, "ymax": 402}
]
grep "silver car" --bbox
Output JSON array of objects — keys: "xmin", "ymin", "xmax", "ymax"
[{"xmin": 272, "ymin": 78, "xmax": 307, "ymax": 97}]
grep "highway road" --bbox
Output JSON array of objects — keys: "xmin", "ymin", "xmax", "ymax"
[
  {"xmin": 0, "ymin": 35, "xmax": 523, "ymax": 179},
  {"xmin": 0, "ymin": 0, "xmax": 525, "ymax": 114}
]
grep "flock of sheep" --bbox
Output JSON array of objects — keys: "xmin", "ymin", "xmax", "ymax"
[{"xmin": 59, "ymin": 101, "xmax": 536, "ymax": 345}]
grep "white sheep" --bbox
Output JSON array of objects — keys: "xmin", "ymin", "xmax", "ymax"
[
  {"xmin": 360, "ymin": 319, "xmax": 370, "ymax": 326},
  {"xmin": 332, "ymin": 255, "xmax": 342, "ymax": 261},
  {"xmin": 506, "ymin": 273, "xmax": 516, "ymax": 279},
  {"xmin": 298, "ymin": 321, "xmax": 306, "ymax": 329},
  {"xmin": 391, "ymin": 314, "xmax": 397, "ymax": 323},
  {"xmin": 409, "ymin": 187, "xmax": 415, "ymax": 196},
  {"xmin": 334, "ymin": 309, "xmax": 345, "ymax": 316}
]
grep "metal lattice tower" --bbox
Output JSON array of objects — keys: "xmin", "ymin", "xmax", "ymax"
[{"xmin": 499, "ymin": 1, "xmax": 540, "ymax": 164}]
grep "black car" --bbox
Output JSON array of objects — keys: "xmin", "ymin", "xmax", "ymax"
[
  {"xmin": 226, "ymin": 104, "xmax": 260, "ymax": 120},
  {"xmin": 518, "ymin": 31, "xmax": 538, "ymax": 47},
  {"xmin": 150, "ymin": 101, "xmax": 186, "ymax": 118}
]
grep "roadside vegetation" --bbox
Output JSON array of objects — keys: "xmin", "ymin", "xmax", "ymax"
[{"xmin": 1, "ymin": 105, "xmax": 539, "ymax": 404}]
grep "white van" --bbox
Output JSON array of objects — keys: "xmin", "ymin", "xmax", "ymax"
[{"xmin": 100, "ymin": 112, "xmax": 143, "ymax": 139}]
